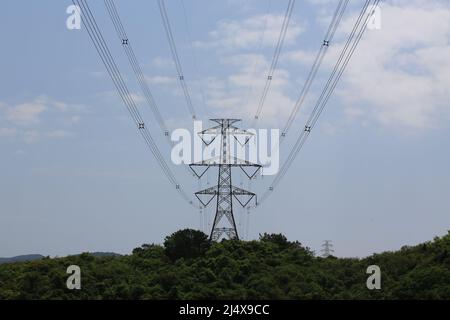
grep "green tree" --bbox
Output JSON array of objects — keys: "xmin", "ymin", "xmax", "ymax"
[{"xmin": 163, "ymin": 229, "xmax": 210, "ymax": 262}]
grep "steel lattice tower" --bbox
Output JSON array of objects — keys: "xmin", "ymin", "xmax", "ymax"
[
  {"xmin": 190, "ymin": 119, "xmax": 261, "ymax": 241},
  {"xmin": 321, "ymin": 240, "xmax": 334, "ymax": 258}
]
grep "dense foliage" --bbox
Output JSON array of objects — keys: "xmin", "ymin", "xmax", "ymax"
[{"xmin": 0, "ymin": 229, "xmax": 449, "ymax": 299}]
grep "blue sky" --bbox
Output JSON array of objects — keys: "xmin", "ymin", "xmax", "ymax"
[{"xmin": 0, "ymin": 0, "xmax": 449, "ymax": 257}]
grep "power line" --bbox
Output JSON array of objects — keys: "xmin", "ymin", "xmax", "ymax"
[
  {"xmin": 158, "ymin": 0, "xmax": 197, "ymax": 119},
  {"xmin": 251, "ymin": 0, "xmax": 296, "ymax": 127},
  {"xmin": 103, "ymin": 0, "xmax": 170, "ymax": 141},
  {"xmin": 179, "ymin": 0, "xmax": 211, "ymax": 119},
  {"xmin": 262, "ymin": 0, "xmax": 378, "ymax": 202},
  {"xmin": 255, "ymin": 0, "xmax": 379, "ymax": 206},
  {"xmin": 253, "ymin": 0, "xmax": 348, "ymax": 190},
  {"xmin": 242, "ymin": 0, "xmax": 272, "ymax": 111},
  {"xmin": 104, "ymin": 0, "xmax": 201, "ymax": 179},
  {"xmin": 282, "ymin": 0, "xmax": 349, "ymax": 137},
  {"xmin": 73, "ymin": 0, "xmax": 199, "ymax": 209},
  {"xmin": 75, "ymin": 0, "xmax": 380, "ymax": 216}
]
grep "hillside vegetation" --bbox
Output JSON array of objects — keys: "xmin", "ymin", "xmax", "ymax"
[{"xmin": 0, "ymin": 229, "xmax": 449, "ymax": 299}]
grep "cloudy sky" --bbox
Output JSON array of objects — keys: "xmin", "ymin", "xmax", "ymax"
[{"xmin": 0, "ymin": 0, "xmax": 449, "ymax": 257}]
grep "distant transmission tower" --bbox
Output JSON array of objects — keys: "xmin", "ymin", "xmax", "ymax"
[
  {"xmin": 321, "ymin": 240, "xmax": 334, "ymax": 257},
  {"xmin": 190, "ymin": 119, "xmax": 261, "ymax": 241}
]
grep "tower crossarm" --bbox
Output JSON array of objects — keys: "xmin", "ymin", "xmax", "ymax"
[
  {"xmin": 194, "ymin": 186, "xmax": 218, "ymax": 207},
  {"xmin": 231, "ymin": 186, "xmax": 257, "ymax": 208}
]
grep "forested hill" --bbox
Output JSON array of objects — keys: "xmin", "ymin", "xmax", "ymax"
[
  {"xmin": 0, "ymin": 252, "xmax": 120, "ymax": 265},
  {"xmin": 0, "ymin": 229, "xmax": 449, "ymax": 299},
  {"xmin": 0, "ymin": 254, "xmax": 44, "ymax": 264}
]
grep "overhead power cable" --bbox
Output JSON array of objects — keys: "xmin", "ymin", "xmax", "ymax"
[
  {"xmin": 242, "ymin": 0, "xmax": 272, "ymax": 114},
  {"xmin": 251, "ymin": 0, "xmax": 296, "ymax": 127},
  {"xmin": 158, "ymin": 0, "xmax": 197, "ymax": 119},
  {"xmin": 103, "ymin": 0, "xmax": 170, "ymax": 141},
  {"xmin": 254, "ymin": 0, "xmax": 380, "ymax": 206},
  {"xmin": 179, "ymin": 0, "xmax": 211, "ymax": 119},
  {"xmin": 73, "ymin": 0, "xmax": 199, "ymax": 209},
  {"xmin": 104, "ymin": 0, "xmax": 197, "ymax": 178},
  {"xmin": 282, "ymin": 0, "xmax": 349, "ymax": 137},
  {"xmin": 260, "ymin": 0, "xmax": 348, "ymax": 163}
]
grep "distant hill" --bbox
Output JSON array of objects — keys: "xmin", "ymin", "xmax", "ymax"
[
  {"xmin": 0, "ymin": 254, "xmax": 44, "ymax": 264},
  {"xmin": 0, "ymin": 252, "xmax": 120, "ymax": 265},
  {"xmin": 89, "ymin": 252, "xmax": 121, "ymax": 258},
  {"xmin": 0, "ymin": 229, "xmax": 449, "ymax": 299}
]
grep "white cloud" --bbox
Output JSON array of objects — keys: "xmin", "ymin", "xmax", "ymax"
[
  {"xmin": 149, "ymin": 1, "xmax": 450, "ymax": 133},
  {"xmin": 283, "ymin": 49, "xmax": 317, "ymax": 65},
  {"xmin": 46, "ymin": 130, "xmax": 73, "ymax": 139},
  {"xmin": 202, "ymin": 0, "xmax": 450, "ymax": 132},
  {"xmin": 22, "ymin": 130, "xmax": 40, "ymax": 143},
  {"xmin": 90, "ymin": 70, "xmax": 106, "ymax": 78},
  {"xmin": 70, "ymin": 116, "xmax": 81, "ymax": 124},
  {"xmin": 190, "ymin": 11, "xmax": 306, "ymax": 126},
  {"xmin": 195, "ymin": 14, "xmax": 305, "ymax": 51},
  {"xmin": 321, "ymin": 1, "xmax": 450, "ymax": 129},
  {"xmin": 145, "ymin": 75, "xmax": 177, "ymax": 85},
  {"xmin": 0, "ymin": 127, "xmax": 16, "ymax": 137},
  {"xmin": 308, "ymin": 0, "xmax": 336, "ymax": 4},
  {"xmin": 4, "ymin": 96, "xmax": 86, "ymax": 127},
  {"xmin": 203, "ymin": 53, "xmax": 296, "ymax": 125},
  {"xmin": 226, "ymin": 0, "xmax": 259, "ymax": 12},
  {"xmin": 20, "ymin": 129, "xmax": 75, "ymax": 143},
  {"xmin": 20, "ymin": 129, "xmax": 74, "ymax": 144},
  {"xmin": 151, "ymin": 57, "xmax": 174, "ymax": 69},
  {"xmin": 6, "ymin": 101, "xmax": 47, "ymax": 126},
  {"xmin": 0, "ymin": 96, "xmax": 83, "ymax": 143},
  {"xmin": 129, "ymin": 93, "xmax": 145, "ymax": 104}
]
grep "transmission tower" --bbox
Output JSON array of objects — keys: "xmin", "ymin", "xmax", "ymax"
[
  {"xmin": 321, "ymin": 240, "xmax": 334, "ymax": 258},
  {"xmin": 190, "ymin": 119, "xmax": 261, "ymax": 241}
]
